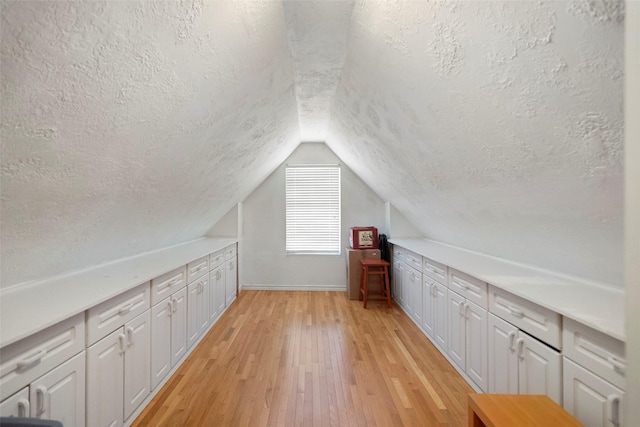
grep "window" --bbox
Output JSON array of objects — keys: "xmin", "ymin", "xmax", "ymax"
[{"xmin": 285, "ymin": 165, "xmax": 341, "ymax": 254}]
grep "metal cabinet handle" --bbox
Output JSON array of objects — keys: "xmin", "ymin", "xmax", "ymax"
[
  {"xmin": 35, "ymin": 385, "xmax": 48, "ymax": 417},
  {"xmin": 17, "ymin": 398, "xmax": 30, "ymax": 418},
  {"xmin": 458, "ymin": 301, "xmax": 465, "ymax": 316},
  {"xmin": 168, "ymin": 300, "xmax": 174, "ymax": 315},
  {"xmin": 508, "ymin": 305, "xmax": 525, "ymax": 318},
  {"xmin": 126, "ymin": 326, "xmax": 134, "ymax": 347},
  {"xmin": 508, "ymin": 331, "xmax": 516, "ymax": 352},
  {"xmin": 607, "ymin": 356, "xmax": 626, "ymax": 376},
  {"xmin": 464, "ymin": 303, "xmax": 470, "ymax": 319},
  {"xmin": 516, "ymin": 337, "xmax": 526, "ymax": 359},
  {"xmin": 17, "ymin": 349, "xmax": 47, "ymax": 369},
  {"xmin": 118, "ymin": 333, "xmax": 126, "ymax": 355},
  {"xmin": 118, "ymin": 303, "xmax": 133, "ymax": 314},
  {"xmin": 607, "ymin": 394, "xmax": 621, "ymax": 426}
]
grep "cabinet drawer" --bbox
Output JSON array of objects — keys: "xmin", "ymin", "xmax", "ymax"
[
  {"xmin": 489, "ymin": 286, "xmax": 561, "ymax": 349},
  {"xmin": 404, "ymin": 250, "xmax": 422, "ymax": 272},
  {"xmin": 87, "ymin": 282, "xmax": 150, "ymax": 346},
  {"xmin": 225, "ymin": 244, "xmax": 237, "ymax": 259},
  {"xmin": 393, "ymin": 246, "xmax": 406, "ymax": 261},
  {"xmin": 449, "ymin": 269, "xmax": 488, "ymax": 308},
  {"xmin": 209, "ymin": 249, "xmax": 225, "ymax": 270},
  {"xmin": 187, "ymin": 256, "xmax": 209, "ymax": 284},
  {"xmin": 0, "ymin": 313, "xmax": 84, "ymax": 401},
  {"xmin": 151, "ymin": 266, "xmax": 186, "ymax": 306},
  {"xmin": 563, "ymin": 317, "xmax": 625, "ymax": 390},
  {"xmin": 422, "ymin": 257, "xmax": 447, "ymax": 285},
  {"xmin": 0, "ymin": 387, "xmax": 29, "ymax": 417}
]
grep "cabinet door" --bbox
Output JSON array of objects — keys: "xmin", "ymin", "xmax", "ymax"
[
  {"xmin": 0, "ymin": 387, "xmax": 29, "ymax": 417},
  {"xmin": 123, "ymin": 311, "xmax": 151, "ymax": 421},
  {"xmin": 465, "ymin": 301, "xmax": 487, "ymax": 392},
  {"xmin": 151, "ymin": 299, "xmax": 172, "ymax": 391},
  {"xmin": 518, "ymin": 332, "xmax": 562, "ymax": 405},
  {"xmin": 212, "ymin": 266, "xmax": 226, "ymax": 318},
  {"xmin": 433, "ymin": 282, "xmax": 447, "ymax": 350},
  {"xmin": 87, "ymin": 328, "xmax": 124, "ymax": 427},
  {"xmin": 30, "ymin": 351, "xmax": 85, "ymax": 427},
  {"xmin": 408, "ymin": 268, "xmax": 422, "ymax": 324},
  {"xmin": 422, "ymin": 278, "xmax": 435, "ymax": 338},
  {"xmin": 564, "ymin": 357, "xmax": 624, "ymax": 427},
  {"xmin": 447, "ymin": 290, "xmax": 466, "ymax": 370},
  {"xmin": 171, "ymin": 287, "xmax": 188, "ymax": 366},
  {"xmin": 393, "ymin": 261, "xmax": 404, "ymax": 305},
  {"xmin": 401, "ymin": 266, "xmax": 414, "ymax": 317},
  {"xmin": 225, "ymin": 258, "xmax": 237, "ymax": 307},
  {"xmin": 198, "ymin": 275, "xmax": 210, "ymax": 336},
  {"xmin": 488, "ymin": 314, "xmax": 518, "ymax": 395},
  {"xmin": 187, "ymin": 281, "xmax": 203, "ymax": 348}
]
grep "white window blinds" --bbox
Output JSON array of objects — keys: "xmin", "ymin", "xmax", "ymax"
[{"xmin": 285, "ymin": 165, "xmax": 341, "ymax": 254}]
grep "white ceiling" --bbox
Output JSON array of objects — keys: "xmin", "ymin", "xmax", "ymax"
[{"xmin": 0, "ymin": 0, "xmax": 624, "ymax": 287}]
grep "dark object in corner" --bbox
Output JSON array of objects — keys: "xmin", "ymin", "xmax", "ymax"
[
  {"xmin": 378, "ymin": 234, "xmax": 389, "ymax": 263},
  {"xmin": 0, "ymin": 418, "xmax": 63, "ymax": 427}
]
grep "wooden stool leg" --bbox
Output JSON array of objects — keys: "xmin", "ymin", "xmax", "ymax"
[
  {"xmin": 359, "ymin": 265, "xmax": 365, "ymax": 301},
  {"xmin": 363, "ymin": 266, "xmax": 369, "ymax": 309},
  {"xmin": 384, "ymin": 265, "xmax": 391, "ymax": 308}
]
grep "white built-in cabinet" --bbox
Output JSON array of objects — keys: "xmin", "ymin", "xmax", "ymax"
[
  {"xmin": 392, "ymin": 242, "xmax": 626, "ymax": 414},
  {"xmin": 488, "ymin": 313, "xmax": 562, "ymax": 404},
  {"xmin": 150, "ymin": 266, "xmax": 188, "ymax": 391},
  {"xmin": 86, "ymin": 309, "xmax": 151, "ymax": 426},
  {"xmin": 402, "ymin": 265, "xmax": 422, "ymax": 324},
  {"xmin": 0, "ymin": 241, "xmax": 238, "ymax": 427},
  {"xmin": 562, "ymin": 317, "xmax": 626, "ymax": 427},
  {"xmin": 0, "ymin": 352, "xmax": 85, "ymax": 426},
  {"xmin": 225, "ymin": 247, "xmax": 237, "ymax": 307}
]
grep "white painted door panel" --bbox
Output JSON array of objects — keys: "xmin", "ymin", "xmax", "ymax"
[
  {"xmin": 422, "ymin": 277, "xmax": 435, "ymax": 338},
  {"xmin": 393, "ymin": 261, "xmax": 404, "ymax": 305},
  {"xmin": 433, "ymin": 282, "xmax": 447, "ymax": 350},
  {"xmin": 123, "ymin": 311, "xmax": 151, "ymax": 421},
  {"xmin": 151, "ymin": 299, "xmax": 171, "ymax": 391},
  {"xmin": 171, "ymin": 287, "xmax": 188, "ymax": 366},
  {"xmin": 465, "ymin": 301, "xmax": 487, "ymax": 391},
  {"xmin": 87, "ymin": 328, "xmax": 124, "ymax": 427},
  {"xmin": 0, "ymin": 387, "xmax": 29, "ymax": 417},
  {"xmin": 488, "ymin": 313, "xmax": 518, "ymax": 394},
  {"xmin": 29, "ymin": 351, "xmax": 85, "ymax": 427},
  {"xmin": 447, "ymin": 290, "xmax": 465, "ymax": 369},
  {"xmin": 564, "ymin": 357, "xmax": 624, "ymax": 427},
  {"xmin": 225, "ymin": 258, "xmax": 237, "ymax": 307},
  {"xmin": 518, "ymin": 332, "xmax": 562, "ymax": 405}
]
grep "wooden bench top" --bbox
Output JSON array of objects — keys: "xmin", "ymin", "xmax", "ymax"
[{"xmin": 468, "ymin": 394, "xmax": 583, "ymax": 427}]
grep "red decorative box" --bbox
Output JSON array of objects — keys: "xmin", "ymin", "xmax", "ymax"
[{"xmin": 349, "ymin": 227, "xmax": 378, "ymax": 249}]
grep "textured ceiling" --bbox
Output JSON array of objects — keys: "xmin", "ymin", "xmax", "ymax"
[{"xmin": 1, "ymin": 0, "xmax": 625, "ymax": 287}]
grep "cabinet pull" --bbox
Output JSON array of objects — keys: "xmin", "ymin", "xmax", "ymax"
[
  {"xmin": 431, "ymin": 283, "xmax": 436, "ymax": 296},
  {"xmin": 118, "ymin": 333, "xmax": 126, "ymax": 355},
  {"xmin": 458, "ymin": 301, "xmax": 465, "ymax": 316},
  {"xmin": 508, "ymin": 305, "xmax": 525, "ymax": 318},
  {"xmin": 607, "ymin": 356, "xmax": 626, "ymax": 375},
  {"xmin": 35, "ymin": 385, "xmax": 48, "ymax": 417},
  {"xmin": 17, "ymin": 398, "xmax": 30, "ymax": 418},
  {"xmin": 171, "ymin": 298, "xmax": 178, "ymax": 313},
  {"xmin": 118, "ymin": 303, "xmax": 134, "ymax": 314},
  {"xmin": 516, "ymin": 337, "xmax": 526, "ymax": 359},
  {"xmin": 508, "ymin": 331, "xmax": 516, "ymax": 352},
  {"xmin": 217, "ymin": 270, "xmax": 222, "ymax": 280},
  {"xmin": 168, "ymin": 299, "xmax": 174, "ymax": 315},
  {"xmin": 17, "ymin": 349, "xmax": 47, "ymax": 369},
  {"xmin": 169, "ymin": 277, "xmax": 181, "ymax": 286},
  {"xmin": 607, "ymin": 394, "xmax": 621, "ymax": 426},
  {"xmin": 126, "ymin": 326, "xmax": 134, "ymax": 347}
]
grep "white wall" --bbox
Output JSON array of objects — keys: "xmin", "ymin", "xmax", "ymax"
[
  {"xmin": 327, "ymin": 0, "xmax": 624, "ymax": 286},
  {"xmin": 625, "ymin": 0, "xmax": 640, "ymax": 421},
  {"xmin": 0, "ymin": 1, "xmax": 300, "ymax": 288},
  {"xmin": 242, "ymin": 142, "xmax": 385, "ymax": 290}
]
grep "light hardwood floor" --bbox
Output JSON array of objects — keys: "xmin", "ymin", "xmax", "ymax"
[{"xmin": 132, "ymin": 291, "xmax": 473, "ymax": 427}]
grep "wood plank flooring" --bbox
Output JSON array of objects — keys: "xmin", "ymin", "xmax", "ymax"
[{"xmin": 132, "ymin": 291, "xmax": 473, "ymax": 427}]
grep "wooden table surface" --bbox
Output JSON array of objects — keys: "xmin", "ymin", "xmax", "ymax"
[{"xmin": 468, "ymin": 394, "xmax": 584, "ymax": 427}]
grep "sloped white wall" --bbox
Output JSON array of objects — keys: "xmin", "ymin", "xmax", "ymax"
[
  {"xmin": 328, "ymin": 0, "xmax": 624, "ymax": 285},
  {"xmin": 242, "ymin": 143, "xmax": 385, "ymax": 290},
  {"xmin": 0, "ymin": 1, "xmax": 300, "ymax": 287}
]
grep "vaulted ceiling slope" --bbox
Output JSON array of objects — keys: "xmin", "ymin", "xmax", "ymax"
[
  {"xmin": 0, "ymin": 1, "xmax": 300, "ymax": 287},
  {"xmin": 325, "ymin": 1, "xmax": 624, "ymax": 285},
  {"xmin": 0, "ymin": 1, "xmax": 624, "ymax": 288}
]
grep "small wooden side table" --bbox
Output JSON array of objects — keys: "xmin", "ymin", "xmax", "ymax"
[{"xmin": 468, "ymin": 394, "xmax": 584, "ymax": 427}]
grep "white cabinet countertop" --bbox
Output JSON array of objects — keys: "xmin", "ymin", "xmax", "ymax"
[
  {"xmin": 0, "ymin": 237, "xmax": 237, "ymax": 348},
  {"xmin": 389, "ymin": 238, "xmax": 625, "ymax": 342}
]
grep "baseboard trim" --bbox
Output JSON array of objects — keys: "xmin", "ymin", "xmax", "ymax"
[{"xmin": 242, "ymin": 284, "xmax": 347, "ymax": 292}]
